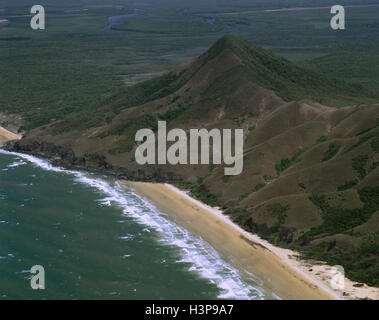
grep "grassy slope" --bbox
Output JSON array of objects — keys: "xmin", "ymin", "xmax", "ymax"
[
  {"xmin": 2, "ymin": 0, "xmax": 379, "ymax": 131},
  {"xmin": 47, "ymin": 34, "xmax": 379, "ymax": 134},
  {"xmin": 12, "ymin": 34, "xmax": 379, "ymax": 287}
]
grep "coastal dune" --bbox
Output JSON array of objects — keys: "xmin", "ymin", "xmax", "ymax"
[{"xmin": 125, "ymin": 181, "xmax": 341, "ymax": 300}]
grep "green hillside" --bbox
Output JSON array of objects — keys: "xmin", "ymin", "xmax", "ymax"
[
  {"xmin": 8, "ymin": 35, "xmax": 379, "ymax": 287},
  {"xmin": 50, "ymin": 35, "xmax": 378, "ymax": 134}
]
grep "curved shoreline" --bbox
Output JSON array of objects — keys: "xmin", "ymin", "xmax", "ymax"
[
  {"xmin": 1, "ymin": 127, "xmax": 377, "ymax": 299},
  {"xmin": 124, "ymin": 181, "xmax": 337, "ymax": 300},
  {"xmin": 125, "ymin": 181, "xmax": 379, "ymax": 300}
]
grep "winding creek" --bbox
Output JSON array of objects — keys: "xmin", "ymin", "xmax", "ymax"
[{"xmin": 103, "ymin": 9, "xmax": 145, "ymax": 31}]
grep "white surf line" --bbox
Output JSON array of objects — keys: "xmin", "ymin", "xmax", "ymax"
[
  {"xmin": 0, "ymin": 149, "xmax": 271, "ymax": 300},
  {"xmin": 163, "ymin": 184, "xmax": 343, "ymax": 300}
]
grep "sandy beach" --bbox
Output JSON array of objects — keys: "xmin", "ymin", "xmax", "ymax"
[
  {"xmin": 125, "ymin": 181, "xmax": 379, "ymax": 300},
  {"xmin": 0, "ymin": 125, "xmax": 376, "ymax": 299},
  {"xmin": 0, "ymin": 126, "xmax": 21, "ymax": 146}
]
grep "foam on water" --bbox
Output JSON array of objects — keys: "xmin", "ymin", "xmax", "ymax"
[
  {"xmin": 7, "ymin": 159, "xmax": 27, "ymax": 168},
  {"xmin": 0, "ymin": 149, "xmax": 269, "ymax": 299}
]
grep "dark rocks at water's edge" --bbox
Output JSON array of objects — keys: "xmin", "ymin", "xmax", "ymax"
[{"xmin": 3, "ymin": 140, "xmax": 185, "ymax": 184}]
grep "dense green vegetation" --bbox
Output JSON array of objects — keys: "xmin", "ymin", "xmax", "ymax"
[
  {"xmin": 189, "ymin": 183, "xmax": 219, "ymax": 207},
  {"xmin": 338, "ymin": 180, "xmax": 358, "ymax": 191},
  {"xmin": 230, "ymin": 202, "xmax": 294, "ymax": 245},
  {"xmin": 231, "ymin": 186, "xmax": 379, "ymax": 286},
  {"xmin": 303, "ymin": 241, "xmax": 379, "ymax": 287},
  {"xmin": 89, "ymin": 99, "xmax": 191, "ymax": 155},
  {"xmin": 322, "ymin": 144, "xmax": 340, "ymax": 162},
  {"xmin": 2, "ymin": 0, "xmax": 379, "ymax": 130},
  {"xmin": 352, "ymin": 154, "xmax": 369, "ymax": 180},
  {"xmin": 305, "ymin": 188, "xmax": 378, "ymax": 236},
  {"xmin": 299, "ymin": 187, "xmax": 379, "ymax": 286},
  {"xmin": 275, "ymin": 158, "xmax": 292, "ymax": 175},
  {"xmin": 224, "ymin": 185, "xmax": 379, "ymax": 286},
  {"xmin": 203, "ymin": 35, "xmax": 378, "ymax": 107},
  {"xmin": 224, "ymin": 207, "xmax": 254, "ymax": 232},
  {"xmin": 275, "ymin": 149, "xmax": 305, "ymax": 175},
  {"xmin": 296, "ymin": 187, "xmax": 379, "ymax": 286},
  {"xmin": 2, "ymin": 0, "xmax": 379, "ymax": 290},
  {"xmin": 316, "ymin": 135, "xmax": 328, "ymax": 144},
  {"xmin": 372, "ymin": 136, "xmax": 379, "ymax": 153},
  {"xmin": 344, "ymin": 131, "xmax": 379, "ymax": 154}
]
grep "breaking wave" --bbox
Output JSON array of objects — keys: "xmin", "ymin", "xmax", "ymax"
[{"xmin": 0, "ymin": 149, "xmax": 270, "ymax": 299}]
